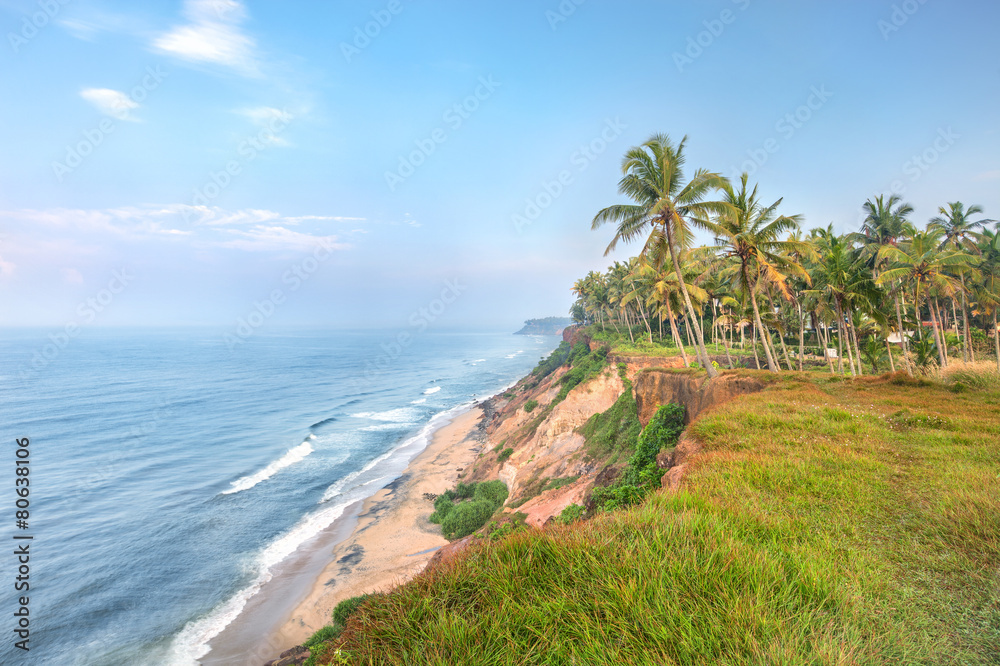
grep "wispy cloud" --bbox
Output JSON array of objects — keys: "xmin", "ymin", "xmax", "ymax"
[
  {"xmin": 974, "ymin": 169, "xmax": 1000, "ymax": 182},
  {"xmin": 80, "ymin": 88, "xmax": 140, "ymax": 121},
  {"xmin": 221, "ymin": 225, "xmax": 349, "ymax": 252},
  {"xmin": 0, "ymin": 205, "xmax": 357, "ymax": 253},
  {"xmin": 152, "ymin": 0, "xmax": 258, "ymax": 76}
]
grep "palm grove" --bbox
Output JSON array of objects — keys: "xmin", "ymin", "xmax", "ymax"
[{"xmin": 572, "ymin": 134, "xmax": 1000, "ymax": 379}]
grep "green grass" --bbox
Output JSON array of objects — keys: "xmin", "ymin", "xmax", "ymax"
[{"xmin": 312, "ymin": 373, "xmax": 1000, "ymax": 665}]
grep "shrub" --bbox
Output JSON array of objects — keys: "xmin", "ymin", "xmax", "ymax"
[
  {"xmin": 441, "ymin": 500, "xmax": 498, "ymax": 540},
  {"xmin": 557, "ymin": 504, "xmax": 586, "ymax": 525},
  {"xmin": 532, "ymin": 342, "xmax": 571, "ymax": 378},
  {"xmin": 473, "ymin": 480, "xmax": 509, "ymax": 505},
  {"xmin": 332, "ymin": 594, "xmax": 372, "ymax": 628},
  {"xmin": 428, "ymin": 491, "xmax": 456, "ymax": 524},
  {"xmin": 579, "ymin": 379, "xmax": 642, "ymax": 458},
  {"xmin": 497, "ymin": 448, "xmax": 514, "ymax": 463},
  {"xmin": 940, "ymin": 361, "xmax": 1000, "ymax": 389},
  {"xmin": 524, "ymin": 399, "xmax": 538, "ymax": 413}
]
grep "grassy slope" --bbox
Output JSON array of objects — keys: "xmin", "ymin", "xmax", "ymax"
[{"xmin": 314, "ymin": 372, "xmax": 1000, "ymax": 665}]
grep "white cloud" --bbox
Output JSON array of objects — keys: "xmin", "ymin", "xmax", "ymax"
[
  {"xmin": 974, "ymin": 170, "xmax": 1000, "ymax": 182},
  {"xmin": 221, "ymin": 226, "xmax": 349, "ymax": 252},
  {"xmin": 153, "ymin": 0, "xmax": 257, "ymax": 76},
  {"xmin": 80, "ymin": 88, "xmax": 140, "ymax": 121}
]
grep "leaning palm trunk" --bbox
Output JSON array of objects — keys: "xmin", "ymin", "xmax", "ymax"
[
  {"xmin": 665, "ymin": 225, "xmax": 717, "ymax": 377},
  {"xmin": 934, "ymin": 299, "xmax": 949, "ymax": 367},
  {"xmin": 994, "ymin": 312, "xmax": 999, "ymax": 373},
  {"xmin": 797, "ymin": 302, "xmax": 806, "ymax": 372},
  {"xmin": 925, "ymin": 293, "xmax": 946, "ymax": 369},
  {"xmin": 777, "ymin": 332, "xmax": 794, "ymax": 371},
  {"xmin": 819, "ymin": 321, "xmax": 835, "ymax": 374},
  {"xmin": 850, "ymin": 316, "xmax": 864, "ymax": 376},
  {"xmin": 834, "ymin": 300, "xmax": 851, "ymax": 376},
  {"xmin": 886, "ymin": 339, "xmax": 896, "ymax": 373},
  {"xmin": 748, "ymin": 287, "xmax": 778, "ymax": 372},
  {"xmin": 751, "ymin": 326, "xmax": 761, "ymax": 370},
  {"xmin": 893, "ymin": 293, "xmax": 913, "ymax": 377},
  {"xmin": 718, "ymin": 323, "xmax": 734, "ymax": 369},
  {"xmin": 665, "ymin": 301, "xmax": 689, "ymax": 367}
]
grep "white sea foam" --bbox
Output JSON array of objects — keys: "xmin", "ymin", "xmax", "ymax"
[
  {"xmin": 164, "ymin": 498, "xmax": 351, "ymax": 664},
  {"xmin": 168, "ymin": 403, "xmax": 474, "ymax": 664},
  {"xmin": 359, "ymin": 422, "xmax": 417, "ymax": 432},
  {"xmin": 220, "ymin": 440, "xmax": 314, "ymax": 496},
  {"xmin": 350, "ymin": 407, "xmax": 418, "ymax": 422},
  {"xmin": 423, "ymin": 386, "xmax": 441, "ymax": 395},
  {"xmin": 411, "ymin": 398, "xmax": 427, "ymax": 404}
]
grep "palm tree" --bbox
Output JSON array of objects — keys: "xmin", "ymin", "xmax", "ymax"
[
  {"xmin": 931, "ymin": 202, "xmax": 995, "ymax": 362},
  {"xmin": 592, "ymin": 134, "xmax": 730, "ymax": 378},
  {"xmin": 699, "ymin": 173, "xmax": 808, "ymax": 372},
  {"xmin": 853, "ymin": 194, "xmax": 915, "ymax": 375},
  {"xmin": 878, "ymin": 229, "xmax": 975, "ymax": 369},
  {"xmin": 976, "ymin": 228, "xmax": 1000, "ymax": 371}
]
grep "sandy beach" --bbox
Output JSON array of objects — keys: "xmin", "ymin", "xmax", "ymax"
[{"xmin": 265, "ymin": 406, "xmax": 485, "ymax": 655}]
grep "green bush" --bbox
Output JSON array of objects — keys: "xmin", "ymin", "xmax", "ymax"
[
  {"xmin": 332, "ymin": 593, "xmax": 372, "ymax": 627},
  {"xmin": 532, "ymin": 342, "xmax": 571, "ymax": 378},
  {"xmin": 428, "ymin": 491, "xmax": 456, "ymax": 524},
  {"xmin": 304, "ymin": 623, "xmax": 342, "ymax": 649},
  {"xmin": 473, "ymin": 480, "xmax": 509, "ymax": 505},
  {"xmin": 524, "ymin": 399, "xmax": 538, "ymax": 413},
  {"xmin": 497, "ymin": 447, "xmax": 513, "ymax": 463},
  {"xmin": 441, "ymin": 500, "xmax": 498, "ymax": 540},
  {"xmin": 557, "ymin": 504, "xmax": 586, "ymax": 525},
  {"xmin": 579, "ymin": 378, "xmax": 642, "ymax": 458}
]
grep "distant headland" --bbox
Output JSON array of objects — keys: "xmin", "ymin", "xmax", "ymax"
[{"xmin": 514, "ymin": 317, "xmax": 573, "ymax": 335}]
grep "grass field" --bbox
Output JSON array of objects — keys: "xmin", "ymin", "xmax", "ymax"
[{"xmin": 309, "ymin": 370, "xmax": 1000, "ymax": 665}]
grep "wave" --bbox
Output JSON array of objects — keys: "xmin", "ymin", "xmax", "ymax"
[
  {"xmin": 309, "ymin": 416, "xmax": 338, "ymax": 430},
  {"xmin": 350, "ymin": 407, "xmax": 419, "ymax": 422},
  {"xmin": 219, "ymin": 438, "xmax": 314, "ymax": 496},
  {"xmin": 504, "ymin": 350, "xmax": 524, "ymax": 359},
  {"xmin": 423, "ymin": 386, "xmax": 441, "ymax": 395},
  {"xmin": 169, "ymin": 403, "xmax": 474, "ymax": 663},
  {"xmin": 359, "ymin": 423, "xmax": 417, "ymax": 432},
  {"xmin": 411, "ymin": 398, "xmax": 427, "ymax": 404},
  {"xmin": 164, "ymin": 497, "xmax": 352, "ymax": 664}
]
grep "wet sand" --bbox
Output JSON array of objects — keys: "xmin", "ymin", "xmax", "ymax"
[{"xmin": 258, "ymin": 406, "xmax": 484, "ymax": 661}]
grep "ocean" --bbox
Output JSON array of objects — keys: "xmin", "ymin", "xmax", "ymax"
[{"xmin": 0, "ymin": 327, "xmax": 559, "ymax": 665}]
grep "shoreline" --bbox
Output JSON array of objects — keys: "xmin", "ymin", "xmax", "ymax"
[{"xmin": 207, "ymin": 405, "xmax": 487, "ymax": 664}]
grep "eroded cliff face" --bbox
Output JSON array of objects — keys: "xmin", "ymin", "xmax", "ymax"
[
  {"xmin": 460, "ymin": 352, "xmax": 764, "ymax": 529},
  {"xmin": 632, "ymin": 370, "xmax": 765, "ymax": 426}
]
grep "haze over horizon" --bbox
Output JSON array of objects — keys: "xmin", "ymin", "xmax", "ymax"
[{"xmin": 2, "ymin": 0, "xmax": 998, "ymax": 330}]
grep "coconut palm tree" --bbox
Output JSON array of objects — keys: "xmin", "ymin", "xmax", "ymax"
[
  {"xmin": 700, "ymin": 173, "xmax": 808, "ymax": 372},
  {"xmin": 976, "ymin": 228, "xmax": 1000, "ymax": 371},
  {"xmin": 878, "ymin": 229, "xmax": 976, "ymax": 369},
  {"xmin": 931, "ymin": 202, "xmax": 995, "ymax": 362},
  {"xmin": 853, "ymin": 194, "xmax": 915, "ymax": 375},
  {"xmin": 592, "ymin": 134, "xmax": 730, "ymax": 378}
]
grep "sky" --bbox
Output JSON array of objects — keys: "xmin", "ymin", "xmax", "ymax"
[{"xmin": 1, "ymin": 0, "xmax": 998, "ymax": 332}]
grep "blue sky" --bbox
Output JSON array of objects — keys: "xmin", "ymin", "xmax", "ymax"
[{"xmin": 1, "ymin": 0, "xmax": 998, "ymax": 330}]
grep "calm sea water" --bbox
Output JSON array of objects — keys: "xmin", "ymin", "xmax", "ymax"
[{"xmin": 0, "ymin": 328, "xmax": 558, "ymax": 665}]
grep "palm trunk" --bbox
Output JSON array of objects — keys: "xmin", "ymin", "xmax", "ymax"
[
  {"xmin": 664, "ymin": 222, "xmax": 717, "ymax": 378},
  {"xmin": 623, "ymin": 308, "xmax": 635, "ymax": 344},
  {"xmin": 777, "ymin": 331, "xmax": 794, "ymax": 371},
  {"xmin": 886, "ymin": 339, "xmax": 896, "ymax": 373},
  {"xmin": 835, "ymin": 299, "xmax": 852, "ymax": 376},
  {"xmin": 893, "ymin": 293, "xmax": 913, "ymax": 377},
  {"xmin": 994, "ymin": 311, "xmax": 999, "ymax": 373},
  {"xmin": 850, "ymin": 315, "xmax": 864, "ymax": 376},
  {"xmin": 665, "ymin": 301, "xmax": 689, "ymax": 367},
  {"xmin": 747, "ymin": 278, "xmax": 778, "ymax": 372},
  {"xmin": 951, "ymin": 296, "xmax": 965, "ymax": 362},
  {"xmin": 752, "ymin": 325, "xmax": 761, "ymax": 369},
  {"xmin": 934, "ymin": 299, "xmax": 949, "ymax": 366},
  {"xmin": 636, "ymin": 298, "xmax": 653, "ymax": 344},
  {"xmin": 719, "ymin": 322, "xmax": 734, "ymax": 369},
  {"xmin": 960, "ymin": 274, "xmax": 973, "ymax": 362},
  {"xmin": 797, "ymin": 302, "xmax": 805, "ymax": 372},
  {"xmin": 928, "ymin": 296, "xmax": 946, "ymax": 369},
  {"xmin": 819, "ymin": 319, "xmax": 835, "ymax": 373}
]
